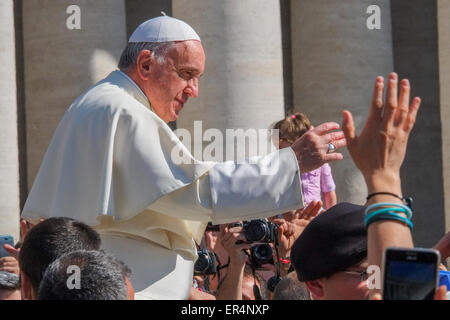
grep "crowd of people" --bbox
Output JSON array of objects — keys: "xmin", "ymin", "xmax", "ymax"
[
  {"xmin": 1, "ymin": 73, "xmax": 449, "ymax": 300},
  {"xmin": 1, "ymin": 15, "xmax": 450, "ymax": 300}
]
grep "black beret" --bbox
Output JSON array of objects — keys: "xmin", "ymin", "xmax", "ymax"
[{"xmin": 291, "ymin": 202, "xmax": 367, "ymax": 281}]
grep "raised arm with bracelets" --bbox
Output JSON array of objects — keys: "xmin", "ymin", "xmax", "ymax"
[{"xmin": 342, "ymin": 72, "xmax": 420, "ymax": 298}]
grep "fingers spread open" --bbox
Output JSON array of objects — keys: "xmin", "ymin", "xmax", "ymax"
[
  {"xmin": 382, "ymin": 72, "xmax": 398, "ymax": 129},
  {"xmin": 395, "ymin": 79, "xmax": 410, "ymax": 126},
  {"xmin": 403, "ymin": 97, "xmax": 421, "ymax": 133},
  {"xmin": 369, "ymin": 76, "xmax": 385, "ymax": 121},
  {"xmin": 342, "ymin": 110, "xmax": 356, "ymax": 144},
  {"xmin": 322, "ymin": 131, "xmax": 345, "ymax": 144},
  {"xmin": 322, "ymin": 152, "xmax": 344, "ymax": 162},
  {"xmin": 330, "ymin": 137, "xmax": 347, "ymax": 150},
  {"xmin": 309, "ymin": 201, "xmax": 323, "ymax": 218},
  {"xmin": 313, "ymin": 122, "xmax": 340, "ymax": 136}
]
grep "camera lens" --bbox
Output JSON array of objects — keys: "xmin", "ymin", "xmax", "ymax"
[
  {"xmin": 194, "ymin": 253, "xmax": 210, "ymax": 273},
  {"xmin": 253, "ymin": 244, "xmax": 273, "ymax": 264},
  {"xmin": 246, "ymin": 220, "xmax": 269, "ymax": 242}
]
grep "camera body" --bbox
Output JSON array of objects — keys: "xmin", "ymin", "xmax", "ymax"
[
  {"xmin": 243, "ymin": 219, "xmax": 278, "ymax": 243},
  {"xmin": 194, "ymin": 249, "xmax": 217, "ymax": 275},
  {"xmin": 242, "ymin": 219, "xmax": 278, "ymax": 269}
]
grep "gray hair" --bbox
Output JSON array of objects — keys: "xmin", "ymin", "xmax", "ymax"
[
  {"xmin": 0, "ymin": 271, "xmax": 20, "ymax": 290},
  {"xmin": 118, "ymin": 41, "xmax": 177, "ymax": 71},
  {"xmin": 37, "ymin": 250, "xmax": 129, "ymax": 300}
]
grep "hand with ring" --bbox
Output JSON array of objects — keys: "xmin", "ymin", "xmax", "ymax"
[
  {"xmin": 327, "ymin": 143, "xmax": 336, "ymax": 153},
  {"xmin": 290, "ymin": 123, "xmax": 346, "ymax": 173}
]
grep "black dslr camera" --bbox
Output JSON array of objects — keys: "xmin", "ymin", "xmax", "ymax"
[
  {"xmin": 242, "ymin": 219, "xmax": 278, "ymax": 243},
  {"xmin": 194, "ymin": 249, "xmax": 217, "ymax": 275},
  {"xmin": 242, "ymin": 219, "xmax": 278, "ymax": 268}
]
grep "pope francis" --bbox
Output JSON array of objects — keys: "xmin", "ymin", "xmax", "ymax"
[{"xmin": 21, "ymin": 15, "xmax": 346, "ymax": 299}]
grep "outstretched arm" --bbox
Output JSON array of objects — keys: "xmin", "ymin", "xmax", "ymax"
[{"xmin": 343, "ymin": 72, "xmax": 421, "ymax": 297}]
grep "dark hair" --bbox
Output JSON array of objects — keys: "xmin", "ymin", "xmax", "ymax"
[
  {"xmin": 14, "ymin": 241, "xmax": 22, "ymax": 249},
  {"xmin": 0, "ymin": 271, "xmax": 20, "ymax": 290},
  {"xmin": 19, "ymin": 217, "xmax": 101, "ymax": 291},
  {"xmin": 38, "ymin": 250, "xmax": 128, "ymax": 300},
  {"xmin": 272, "ymin": 271, "xmax": 310, "ymax": 300},
  {"xmin": 272, "ymin": 112, "xmax": 311, "ymax": 143}
]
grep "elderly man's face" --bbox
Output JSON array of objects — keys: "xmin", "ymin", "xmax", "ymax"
[{"xmin": 144, "ymin": 40, "xmax": 205, "ymax": 123}]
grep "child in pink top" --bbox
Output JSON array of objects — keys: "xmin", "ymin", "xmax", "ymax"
[{"xmin": 273, "ymin": 113, "xmax": 337, "ymax": 209}]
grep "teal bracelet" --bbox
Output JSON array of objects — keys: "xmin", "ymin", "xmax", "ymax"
[
  {"xmin": 365, "ymin": 210, "xmax": 411, "ymax": 225},
  {"xmin": 365, "ymin": 210, "xmax": 410, "ymax": 225},
  {"xmin": 365, "ymin": 213, "xmax": 413, "ymax": 230},
  {"xmin": 365, "ymin": 202, "xmax": 413, "ymax": 219},
  {"xmin": 365, "ymin": 213, "xmax": 413, "ymax": 229},
  {"xmin": 365, "ymin": 207, "xmax": 411, "ymax": 222}
]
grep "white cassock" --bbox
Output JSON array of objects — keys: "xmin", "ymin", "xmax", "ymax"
[{"xmin": 21, "ymin": 70, "xmax": 304, "ymax": 299}]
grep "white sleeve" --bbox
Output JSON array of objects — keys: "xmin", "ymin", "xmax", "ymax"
[{"xmin": 148, "ymin": 147, "xmax": 304, "ymax": 224}]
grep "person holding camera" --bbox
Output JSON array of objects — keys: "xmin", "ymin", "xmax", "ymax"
[
  {"xmin": 214, "ymin": 222, "xmax": 251, "ymax": 300},
  {"xmin": 270, "ymin": 200, "xmax": 323, "ymax": 277}
]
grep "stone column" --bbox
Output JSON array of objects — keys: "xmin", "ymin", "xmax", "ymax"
[
  {"xmin": 22, "ymin": 0, "xmax": 127, "ymax": 189},
  {"xmin": 125, "ymin": 0, "xmax": 172, "ymax": 39},
  {"xmin": 437, "ymin": 0, "xmax": 450, "ymax": 239},
  {"xmin": 0, "ymin": 0, "xmax": 21, "ymax": 241},
  {"xmin": 391, "ymin": 0, "xmax": 445, "ymax": 248},
  {"xmin": 290, "ymin": 0, "xmax": 394, "ymax": 204},
  {"xmin": 173, "ymin": 0, "xmax": 285, "ymax": 161}
]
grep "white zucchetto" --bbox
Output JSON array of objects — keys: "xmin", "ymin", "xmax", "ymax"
[{"xmin": 129, "ymin": 14, "xmax": 201, "ymax": 43}]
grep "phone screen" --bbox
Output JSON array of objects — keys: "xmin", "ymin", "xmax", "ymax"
[
  {"xmin": 0, "ymin": 235, "xmax": 14, "ymax": 258},
  {"xmin": 383, "ymin": 248, "xmax": 439, "ymax": 300}
]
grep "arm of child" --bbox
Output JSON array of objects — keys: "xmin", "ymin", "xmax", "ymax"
[
  {"xmin": 323, "ymin": 190, "xmax": 337, "ymax": 209},
  {"xmin": 320, "ymin": 163, "xmax": 337, "ymax": 209}
]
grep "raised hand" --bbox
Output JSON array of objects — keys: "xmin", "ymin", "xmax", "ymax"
[
  {"xmin": 291, "ymin": 123, "xmax": 346, "ymax": 173},
  {"xmin": 342, "ymin": 73, "xmax": 421, "ymax": 194},
  {"xmin": 290, "ymin": 200, "xmax": 323, "ymax": 230},
  {"xmin": 344, "ymin": 73, "xmax": 421, "ymax": 300},
  {"xmin": 273, "ymin": 200, "xmax": 323, "ymax": 258}
]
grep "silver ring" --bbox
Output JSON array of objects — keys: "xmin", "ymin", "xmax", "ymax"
[{"xmin": 327, "ymin": 143, "xmax": 336, "ymax": 153}]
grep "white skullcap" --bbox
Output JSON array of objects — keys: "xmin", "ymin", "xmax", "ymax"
[{"xmin": 129, "ymin": 13, "xmax": 201, "ymax": 43}]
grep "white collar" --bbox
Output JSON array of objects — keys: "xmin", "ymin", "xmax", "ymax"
[{"xmin": 116, "ymin": 70, "xmax": 153, "ymax": 111}]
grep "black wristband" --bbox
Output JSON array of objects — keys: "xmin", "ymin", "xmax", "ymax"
[{"xmin": 366, "ymin": 192, "xmax": 414, "ymax": 212}]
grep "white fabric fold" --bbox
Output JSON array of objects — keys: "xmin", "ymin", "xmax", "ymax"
[
  {"xmin": 209, "ymin": 147, "xmax": 303, "ymax": 224},
  {"xmin": 21, "ymin": 70, "xmax": 215, "ymax": 241}
]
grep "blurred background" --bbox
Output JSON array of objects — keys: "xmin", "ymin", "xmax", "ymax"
[{"xmin": 1, "ymin": 0, "xmax": 449, "ymax": 249}]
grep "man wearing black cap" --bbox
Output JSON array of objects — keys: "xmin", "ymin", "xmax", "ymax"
[{"xmin": 291, "ymin": 202, "xmax": 369, "ymax": 300}]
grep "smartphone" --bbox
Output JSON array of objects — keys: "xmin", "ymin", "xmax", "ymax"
[
  {"xmin": 382, "ymin": 247, "xmax": 440, "ymax": 300},
  {"xmin": 0, "ymin": 235, "xmax": 14, "ymax": 258}
]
